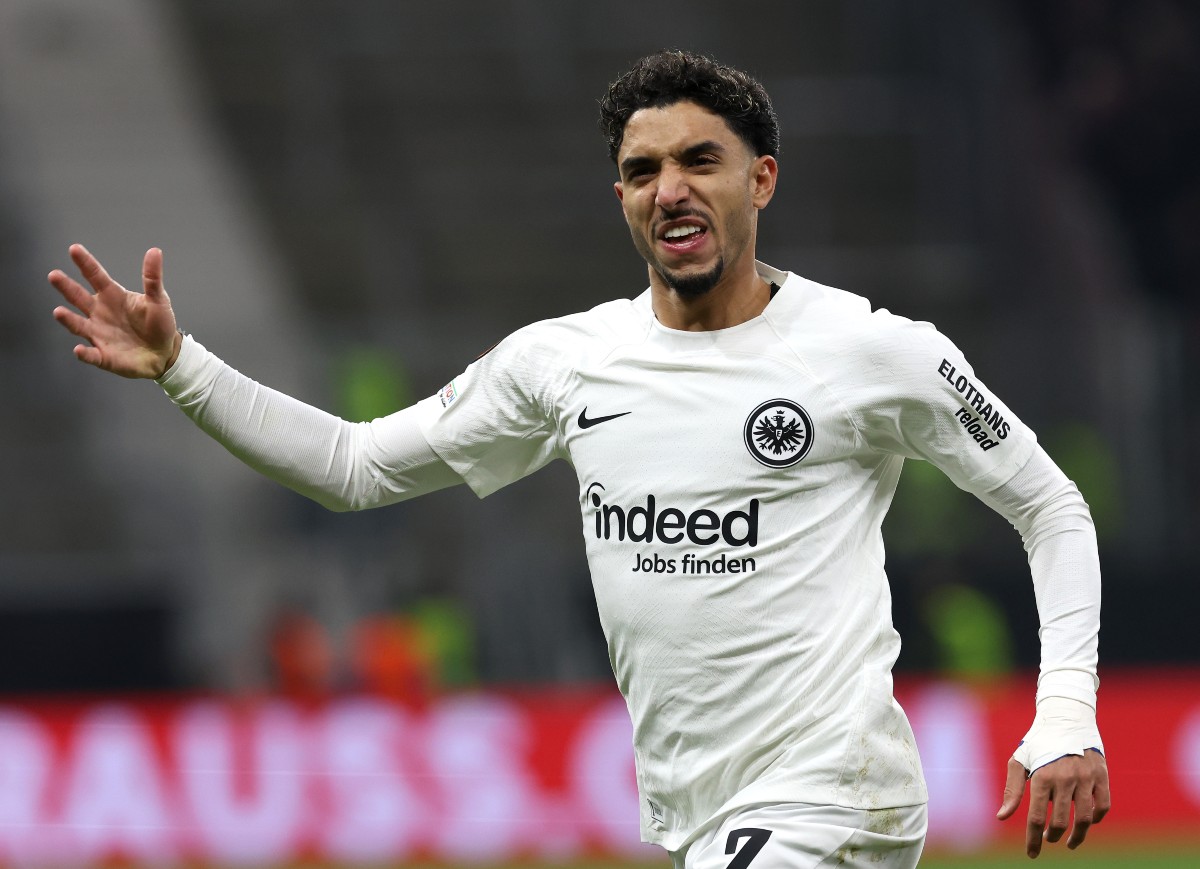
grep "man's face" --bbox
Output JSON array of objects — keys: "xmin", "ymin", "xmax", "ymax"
[{"xmin": 614, "ymin": 100, "xmax": 776, "ymax": 298}]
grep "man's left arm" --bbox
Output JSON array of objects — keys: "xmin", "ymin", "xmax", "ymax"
[
  {"xmin": 976, "ymin": 447, "xmax": 1111, "ymax": 858},
  {"xmin": 850, "ymin": 319, "xmax": 1111, "ymax": 857}
]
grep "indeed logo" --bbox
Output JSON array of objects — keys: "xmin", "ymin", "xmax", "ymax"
[{"xmin": 584, "ymin": 483, "xmax": 759, "ymax": 547}]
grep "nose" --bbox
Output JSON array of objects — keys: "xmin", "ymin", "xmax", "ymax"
[{"xmin": 654, "ymin": 164, "xmax": 690, "ymax": 210}]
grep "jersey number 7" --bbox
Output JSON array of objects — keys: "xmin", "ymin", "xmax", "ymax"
[{"xmin": 725, "ymin": 827, "xmax": 772, "ymax": 868}]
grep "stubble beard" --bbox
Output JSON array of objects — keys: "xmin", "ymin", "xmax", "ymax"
[
  {"xmin": 657, "ymin": 257, "xmax": 726, "ymax": 298},
  {"xmin": 627, "ymin": 210, "xmax": 736, "ymax": 299}
]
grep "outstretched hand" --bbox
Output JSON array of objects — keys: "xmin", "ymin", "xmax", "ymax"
[
  {"xmin": 997, "ymin": 749, "xmax": 1110, "ymax": 859},
  {"xmin": 49, "ymin": 244, "xmax": 181, "ymax": 379}
]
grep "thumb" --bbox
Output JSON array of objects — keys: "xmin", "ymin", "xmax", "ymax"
[
  {"xmin": 997, "ymin": 757, "xmax": 1028, "ymax": 820},
  {"xmin": 142, "ymin": 247, "xmax": 165, "ymax": 300}
]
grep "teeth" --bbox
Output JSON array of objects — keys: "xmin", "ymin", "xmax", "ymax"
[{"xmin": 664, "ymin": 225, "xmax": 702, "ymax": 239}]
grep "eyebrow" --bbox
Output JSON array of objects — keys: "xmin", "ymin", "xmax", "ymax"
[{"xmin": 620, "ymin": 140, "xmax": 728, "ymax": 178}]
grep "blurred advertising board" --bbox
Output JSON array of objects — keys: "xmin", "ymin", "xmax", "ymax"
[{"xmin": 0, "ymin": 670, "xmax": 1196, "ymax": 864}]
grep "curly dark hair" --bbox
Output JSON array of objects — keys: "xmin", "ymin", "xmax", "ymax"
[{"xmin": 598, "ymin": 50, "xmax": 780, "ymax": 163}]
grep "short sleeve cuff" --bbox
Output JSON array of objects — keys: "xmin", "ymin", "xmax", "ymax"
[{"xmin": 412, "ymin": 394, "xmax": 498, "ymax": 498}]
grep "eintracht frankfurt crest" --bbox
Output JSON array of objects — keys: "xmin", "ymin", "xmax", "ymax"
[{"xmin": 744, "ymin": 399, "xmax": 814, "ymax": 468}]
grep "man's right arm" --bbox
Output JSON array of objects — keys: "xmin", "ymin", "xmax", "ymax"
[
  {"xmin": 49, "ymin": 243, "xmax": 463, "ymax": 510},
  {"xmin": 159, "ymin": 336, "xmax": 462, "ymax": 510}
]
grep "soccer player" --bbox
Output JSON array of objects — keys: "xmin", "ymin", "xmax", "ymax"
[{"xmin": 48, "ymin": 50, "xmax": 1108, "ymax": 868}]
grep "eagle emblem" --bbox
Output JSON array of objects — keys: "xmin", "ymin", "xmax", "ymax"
[{"xmin": 743, "ymin": 399, "xmax": 814, "ymax": 468}]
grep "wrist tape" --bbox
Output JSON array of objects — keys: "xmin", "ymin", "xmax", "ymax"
[{"xmin": 1013, "ymin": 696, "xmax": 1104, "ymax": 775}]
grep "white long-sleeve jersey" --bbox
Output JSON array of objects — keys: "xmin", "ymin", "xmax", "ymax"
[{"xmin": 158, "ymin": 263, "xmax": 1101, "ymax": 850}]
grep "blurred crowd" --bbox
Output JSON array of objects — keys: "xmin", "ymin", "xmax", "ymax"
[
  {"xmin": 2, "ymin": 0, "xmax": 1197, "ymax": 696},
  {"xmin": 1016, "ymin": 0, "xmax": 1200, "ymax": 313}
]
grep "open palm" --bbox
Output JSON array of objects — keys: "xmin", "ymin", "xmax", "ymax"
[{"xmin": 49, "ymin": 244, "xmax": 181, "ymax": 379}]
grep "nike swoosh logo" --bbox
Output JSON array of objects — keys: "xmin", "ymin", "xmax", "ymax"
[{"xmin": 577, "ymin": 407, "xmax": 632, "ymax": 429}]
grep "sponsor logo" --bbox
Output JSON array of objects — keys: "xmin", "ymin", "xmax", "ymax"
[
  {"xmin": 743, "ymin": 399, "xmax": 813, "ymax": 468},
  {"xmin": 577, "ymin": 407, "xmax": 632, "ymax": 429},
  {"xmin": 937, "ymin": 359, "xmax": 1009, "ymax": 451},
  {"xmin": 583, "ymin": 483, "xmax": 758, "ymax": 547},
  {"xmin": 583, "ymin": 484, "xmax": 763, "ymax": 576},
  {"xmin": 438, "ymin": 380, "xmax": 459, "ymax": 408}
]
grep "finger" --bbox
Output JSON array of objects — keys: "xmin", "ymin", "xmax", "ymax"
[
  {"xmin": 1068, "ymin": 752, "xmax": 1109, "ymax": 848},
  {"xmin": 996, "ymin": 758, "xmax": 1027, "ymax": 820},
  {"xmin": 52, "ymin": 306, "xmax": 92, "ymax": 339},
  {"xmin": 1025, "ymin": 776, "xmax": 1051, "ymax": 858},
  {"xmin": 69, "ymin": 243, "xmax": 120, "ymax": 295},
  {"xmin": 73, "ymin": 343, "xmax": 102, "ymax": 367},
  {"xmin": 1091, "ymin": 753, "xmax": 1112, "ymax": 825},
  {"xmin": 1045, "ymin": 782, "xmax": 1076, "ymax": 844},
  {"xmin": 48, "ymin": 269, "xmax": 95, "ymax": 313},
  {"xmin": 1066, "ymin": 798, "xmax": 1093, "ymax": 850},
  {"xmin": 142, "ymin": 247, "xmax": 165, "ymax": 300}
]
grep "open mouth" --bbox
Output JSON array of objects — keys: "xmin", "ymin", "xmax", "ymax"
[{"xmin": 658, "ymin": 223, "xmax": 708, "ymax": 252}]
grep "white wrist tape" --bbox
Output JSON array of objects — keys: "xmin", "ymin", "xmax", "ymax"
[{"xmin": 1012, "ymin": 696, "xmax": 1104, "ymax": 775}]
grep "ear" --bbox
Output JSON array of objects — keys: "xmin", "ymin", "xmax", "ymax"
[
  {"xmin": 750, "ymin": 155, "xmax": 778, "ymax": 209},
  {"xmin": 613, "ymin": 181, "xmax": 625, "ymax": 204}
]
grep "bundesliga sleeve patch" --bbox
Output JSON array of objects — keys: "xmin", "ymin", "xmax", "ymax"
[
  {"xmin": 744, "ymin": 399, "xmax": 814, "ymax": 468},
  {"xmin": 438, "ymin": 380, "xmax": 460, "ymax": 408}
]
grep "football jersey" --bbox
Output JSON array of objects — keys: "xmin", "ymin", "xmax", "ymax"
[{"xmin": 414, "ymin": 262, "xmax": 1037, "ymax": 849}]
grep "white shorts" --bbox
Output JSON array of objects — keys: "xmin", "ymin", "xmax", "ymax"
[{"xmin": 669, "ymin": 802, "xmax": 928, "ymax": 869}]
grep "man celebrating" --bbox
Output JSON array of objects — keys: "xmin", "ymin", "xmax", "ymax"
[{"xmin": 49, "ymin": 50, "xmax": 1108, "ymax": 867}]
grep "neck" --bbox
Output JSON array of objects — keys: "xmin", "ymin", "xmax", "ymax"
[{"xmin": 650, "ymin": 261, "xmax": 771, "ymax": 331}]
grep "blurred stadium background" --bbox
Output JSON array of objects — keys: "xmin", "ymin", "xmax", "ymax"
[{"xmin": 0, "ymin": 0, "xmax": 1197, "ymax": 865}]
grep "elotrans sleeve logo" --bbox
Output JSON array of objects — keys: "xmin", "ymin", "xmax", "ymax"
[{"xmin": 744, "ymin": 399, "xmax": 814, "ymax": 468}]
